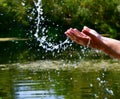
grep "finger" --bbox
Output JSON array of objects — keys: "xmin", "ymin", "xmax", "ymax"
[
  {"xmin": 65, "ymin": 28, "xmax": 83, "ymax": 37},
  {"xmin": 73, "ymin": 29, "xmax": 85, "ymax": 37},
  {"xmin": 70, "ymin": 28, "xmax": 86, "ymax": 38},
  {"xmin": 65, "ymin": 28, "xmax": 73, "ymax": 34},
  {"xmin": 65, "ymin": 29, "xmax": 84, "ymax": 44},
  {"xmin": 67, "ymin": 30, "xmax": 90, "ymax": 45},
  {"xmin": 65, "ymin": 30, "xmax": 77, "ymax": 41},
  {"xmin": 65, "ymin": 28, "xmax": 90, "ymax": 45},
  {"xmin": 82, "ymin": 26, "xmax": 97, "ymax": 38},
  {"xmin": 67, "ymin": 28, "xmax": 90, "ymax": 42}
]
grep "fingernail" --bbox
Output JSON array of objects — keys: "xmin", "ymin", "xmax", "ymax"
[
  {"xmin": 83, "ymin": 26, "xmax": 90, "ymax": 32},
  {"xmin": 65, "ymin": 31, "xmax": 67, "ymax": 34},
  {"xmin": 83, "ymin": 26, "xmax": 88, "ymax": 29}
]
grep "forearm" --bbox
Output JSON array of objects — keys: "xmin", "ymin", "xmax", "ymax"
[{"xmin": 101, "ymin": 37, "xmax": 120, "ymax": 59}]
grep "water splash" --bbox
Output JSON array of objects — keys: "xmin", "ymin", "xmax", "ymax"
[
  {"xmin": 31, "ymin": 0, "xmax": 72, "ymax": 52},
  {"xmin": 90, "ymin": 68, "xmax": 114, "ymax": 98}
]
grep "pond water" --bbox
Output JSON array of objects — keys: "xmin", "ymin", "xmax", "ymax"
[
  {"xmin": 0, "ymin": 59, "xmax": 120, "ymax": 99},
  {"xmin": 0, "ymin": 40, "xmax": 120, "ymax": 99},
  {"xmin": 1, "ymin": 0, "xmax": 120, "ymax": 99}
]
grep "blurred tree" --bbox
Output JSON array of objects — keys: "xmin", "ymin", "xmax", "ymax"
[
  {"xmin": 0, "ymin": 0, "xmax": 120, "ymax": 39},
  {"xmin": 0, "ymin": 0, "xmax": 33, "ymax": 37},
  {"xmin": 42, "ymin": 0, "xmax": 120, "ymax": 39}
]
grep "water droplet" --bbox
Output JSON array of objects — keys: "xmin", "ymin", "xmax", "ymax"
[
  {"xmin": 90, "ymin": 83, "xmax": 93, "ymax": 87},
  {"xmin": 97, "ymin": 77, "xmax": 101, "ymax": 81}
]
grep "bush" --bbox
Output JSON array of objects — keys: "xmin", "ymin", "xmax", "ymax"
[
  {"xmin": 0, "ymin": 0, "xmax": 120, "ymax": 39},
  {"xmin": 42, "ymin": 0, "xmax": 120, "ymax": 39}
]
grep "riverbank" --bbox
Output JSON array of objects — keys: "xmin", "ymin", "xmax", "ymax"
[
  {"xmin": 0, "ymin": 38, "xmax": 28, "ymax": 41},
  {"xmin": 0, "ymin": 59, "xmax": 120, "ymax": 72}
]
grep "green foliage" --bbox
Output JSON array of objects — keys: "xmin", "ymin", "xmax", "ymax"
[
  {"xmin": 0, "ymin": 0, "xmax": 32, "ymax": 37},
  {"xmin": 0, "ymin": 0, "xmax": 120, "ymax": 39},
  {"xmin": 42, "ymin": 0, "xmax": 120, "ymax": 39}
]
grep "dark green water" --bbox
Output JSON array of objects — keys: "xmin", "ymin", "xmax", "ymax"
[
  {"xmin": 0, "ymin": 41, "xmax": 120, "ymax": 99},
  {"xmin": 1, "ymin": 65, "xmax": 120, "ymax": 99}
]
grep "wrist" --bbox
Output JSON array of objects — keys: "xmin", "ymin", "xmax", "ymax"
[{"xmin": 99, "ymin": 37, "xmax": 108, "ymax": 52}]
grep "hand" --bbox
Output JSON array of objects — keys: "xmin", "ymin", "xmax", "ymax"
[
  {"xmin": 65, "ymin": 27, "xmax": 90, "ymax": 46},
  {"xmin": 65, "ymin": 26, "xmax": 105, "ymax": 50}
]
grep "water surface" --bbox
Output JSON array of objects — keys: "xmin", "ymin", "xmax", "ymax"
[{"xmin": 0, "ymin": 60, "xmax": 120, "ymax": 99}]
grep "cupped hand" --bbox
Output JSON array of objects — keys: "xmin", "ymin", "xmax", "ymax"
[
  {"xmin": 65, "ymin": 28, "xmax": 90, "ymax": 46},
  {"xmin": 65, "ymin": 26, "xmax": 105, "ymax": 49}
]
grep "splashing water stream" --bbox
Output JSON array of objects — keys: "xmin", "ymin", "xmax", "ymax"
[{"xmin": 32, "ymin": 0, "xmax": 72, "ymax": 52}]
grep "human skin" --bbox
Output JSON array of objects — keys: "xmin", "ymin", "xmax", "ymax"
[{"xmin": 65, "ymin": 26, "xmax": 120, "ymax": 59}]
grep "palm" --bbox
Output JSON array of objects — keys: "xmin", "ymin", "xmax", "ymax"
[
  {"xmin": 65, "ymin": 26, "xmax": 104, "ymax": 49},
  {"xmin": 65, "ymin": 28, "xmax": 90, "ymax": 46}
]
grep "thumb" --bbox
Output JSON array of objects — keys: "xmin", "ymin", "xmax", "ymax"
[{"xmin": 82, "ymin": 26, "xmax": 99, "ymax": 38}]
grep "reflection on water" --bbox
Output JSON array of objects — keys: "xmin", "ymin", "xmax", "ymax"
[
  {"xmin": 1, "ymin": 64, "xmax": 120, "ymax": 99},
  {"xmin": 13, "ymin": 71, "xmax": 64, "ymax": 99}
]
